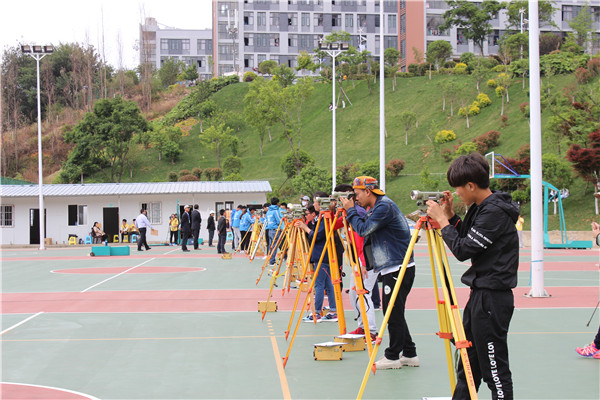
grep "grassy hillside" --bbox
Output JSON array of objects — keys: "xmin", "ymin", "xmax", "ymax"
[{"xmin": 121, "ymin": 73, "xmax": 597, "ymax": 231}]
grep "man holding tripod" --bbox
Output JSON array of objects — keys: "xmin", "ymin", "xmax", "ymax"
[{"xmin": 340, "ymin": 176, "xmax": 419, "ymax": 370}]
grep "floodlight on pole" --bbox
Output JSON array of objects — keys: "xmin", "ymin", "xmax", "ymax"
[
  {"xmin": 21, "ymin": 44, "xmax": 54, "ymax": 250},
  {"xmin": 319, "ymin": 40, "xmax": 349, "ymax": 191}
]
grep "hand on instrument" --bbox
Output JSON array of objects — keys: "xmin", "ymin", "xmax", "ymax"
[{"xmin": 340, "ymin": 196, "xmax": 354, "ymax": 210}]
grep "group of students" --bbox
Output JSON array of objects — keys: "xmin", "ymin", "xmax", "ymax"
[
  {"xmin": 264, "ymin": 154, "xmax": 521, "ymax": 400},
  {"xmin": 91, "ymin": 219, "xmax": 140, "ymax": 244}
]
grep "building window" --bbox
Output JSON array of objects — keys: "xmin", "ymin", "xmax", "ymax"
[
  {"xmin": 357, "ymin": 14, "xmax": 367, "ymax": 28},
  {"xmin": 288, "ymin": 13, "xmax": 298, "ymax": 26},
  {"xmin": 270, "ymin": 34, "xmax": 280, "ymax": 47},
  {"xmin": 345, "ymin": 14, "xmax": 354, "ymax": 28},
  {"xmin": 385, "ymin": 36, "xmax": 398, "ymax": 49},
  {"xmin": 141, "ymin": 202, "xmax": 161, "ymax": 224},
  {"xmin": 1, "ymin": 205, "xmax": 14, "ymax": 227},
  {"xmin": 219, "ymin": 44, "xmax": 234, "ymax": 60},
  {"xmin": 68, "ymin": 205, "xmax": 87, "ymax": 226},
  {"xmin": 401, "ymin": 13, "xmax": 406, "ymax": 34},
  {"xmin": 271, "ymin": 12, "xmax": 280, "ymax": 27},
  {"xmin": 401, "ymin": 39, "xmax": 406, "ymax": 59},
  {"xmin": 288, "ymin": 34, "xmax": 298, "ymax": 47},
  {"xmin": 244, "ymin": 12, "xmax": 254, "ymax": 25},
  {"xmin": 258, "ymin": 54, "xmax": 267, "ymax": 64},
  {"xmin": 375, "ymin": 15, "xmax": 380, "ymax": 28},
  {"xmin": 301, "ymin": 13, "xmax": 310, "ymax": 27},
  {"xmin": 244, "ymin": 34, "xmax": 254, "ymax": 46},
  {"xmin": 332, "ymin": 14, "xmax": 341, "ymax": 27},
  {"xmin": 257, "ymin": 12, "xmax": 267, "ymax": 27},
  {"xmin": 256, "ymin": 33, "xmax": 269, "ymax": 47},
  {"xmin": 299, "ymin": 34, "xmax": 313, "ymax": 48},
  {"xmin": 314, "ymin": 13, "xmax": 324, "ymax": 27},
  {"xmin": 387, "ymin": 14, "xmax": 396, "ymax": 29}
]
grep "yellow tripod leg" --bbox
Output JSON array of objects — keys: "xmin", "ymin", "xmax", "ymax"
[
  {"xmin": 356, "ymin": 224, "xmax": 421, "ymax": 400},
  {"xmin": 323, "ymin": 214, "xmax": 346, "ymax": 335}
]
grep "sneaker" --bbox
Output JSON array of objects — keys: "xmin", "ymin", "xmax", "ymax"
[
  {"xmin": 349, "ymin": 327, "xmax": 365, "ymax": 335},
  {"xmin": 400, "ymin": 355, "xmax": 420, "ymax": 367},
  {"xmin": 302, "ymin": 314, "xmax": 321, "ymax": 323},
  {"xmin": 321, "ymin": 313, "xmax": 338, "ymax": 322},
  {"xmin": 576, "ymin": 343, "xmax": 600, "ymax": 358},
  {"xmin": 374, "ymin": 356, "xmax": 401, "ymax": 370}
]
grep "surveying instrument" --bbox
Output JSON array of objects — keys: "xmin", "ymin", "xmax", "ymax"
[{"xmin": 356, "ymin": 190, "xmax": 478, "ymax": 400}]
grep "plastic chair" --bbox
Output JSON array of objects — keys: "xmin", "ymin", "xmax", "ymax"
[
  {"xmin": 84, "ymin": 235, "xmax": 93, "ymax": 244},
  {"xmin": 131, "ymin": 234, "xmax": 138, "ymax": 243},
  {"xmin": 68, "ymin": 236, "xmax": 77, "ymax": 245},
  {"xmin": 226, "ymin": 232, "xmax": 234, "ymax": 242},
  {"xmin": 113, "ymin": 234, "xmax": 120, "ymax": 243},
  {"xmin": 122, "ymin": 235, "xmax": 129, "ymax": 243}
]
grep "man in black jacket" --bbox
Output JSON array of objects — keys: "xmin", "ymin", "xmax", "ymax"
[
  {"xmin": 191, "ymin": 204, "xmax": 202, "ymax": 250},
  {"xmin": 206, "ymin": 211, "xmax": 216, "ymax": 247},
  {"xmin": 180, "ymin": 205, "xmax": 192, "ymax": 252},
  {"xmin": 427, "ymin": 153, "xmax": 519, "ymax": 400},
  {"xmin": 216, "ymin": 209, "xmax": 228, "ymax": 254}
]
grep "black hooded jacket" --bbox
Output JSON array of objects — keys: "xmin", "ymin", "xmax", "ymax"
[{"xmin": 441, "ymin": 191, "xmax": 519, "ymax": 290}]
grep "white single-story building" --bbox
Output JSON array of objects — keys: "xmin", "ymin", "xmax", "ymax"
[{"xmin": 0, "ymin": 181, "xmax": 272, "ymax": 245}]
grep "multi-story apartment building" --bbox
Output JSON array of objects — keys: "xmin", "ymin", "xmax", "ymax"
[
  {"xmin": 140, "ymin": 1, "xmax": 599, "ymax": 79},
  {"xmin": 212, "ymin": 0, "xmax": 418, "ymax": 76},
  {"xmin": 139, "ymin": 17, "xmax": 213, "ymax": 81}
]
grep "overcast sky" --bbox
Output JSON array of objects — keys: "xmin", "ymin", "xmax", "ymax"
[{"xmin": 0, "ymin": 0, "xmax": 213, "ymax": 69}]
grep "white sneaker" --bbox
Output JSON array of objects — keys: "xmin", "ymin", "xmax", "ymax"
[
  {"xmin": 374, "ymin": 356, "xmax": 402, "ymax": 370},
  {"xmin": 400, "ymin": 355, "xmax": 420, "ymax": 367}
]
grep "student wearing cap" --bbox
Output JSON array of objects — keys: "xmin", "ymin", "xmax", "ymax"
[
  {"xmin": 180, "ymin": 205, "xmax": 192, "ymax": 252},
  {"xmin": 206, "ymin": 210, "xmax": 216, "ymax": 247},
  {"xmin": 340, "ymin": 176, "xmax": 419, "ymax": 370}
]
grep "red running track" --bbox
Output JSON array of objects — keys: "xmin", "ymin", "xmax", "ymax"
[{"xmin": 1, "ymin": 286, "xmax": 597, "ymax": 314}]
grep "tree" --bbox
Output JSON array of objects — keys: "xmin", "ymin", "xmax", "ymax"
[
  {"xmin": 399, "ymin": 111, "xmax": 417, "ymax": 144},
  {"xmin": 179, "ymin": 64, "xmax": 199, "ymax": 82},
  {"xmin": 197, "ymin": 100, "xmax": 218, "ymax": 133},
  {"xmin": 426, "ymin": 40, "xmax": 453, "ymax": 71},
  {"xmin": 199, "ymin": 123, "xmax": 234, "ymax": 168},
  {"xmin": 280, "ymin": 149, "xmax": 314, "ymax": 179},
  {"xmin": 223, "ymin": 155, "xmax": 243, "ymax": 176},
  {"xmin": 244, "ymin": 77, "xmax": 278, "ymax": 154},
  {"xmin": 272, "ymin": 65, "xmax": 296, "ymax": 88},
  {"xmin": 258, "ymin": 60, "xmax": 278, "ymax": 76},
  {"xmin": 158, "ymin": 57, "xmax": 183, "ymax": 88},
  {"xmin": 568, "ymin": 4, "xmax": 593, "ymax": 49},
  {"xmin": 499, "ymin": 32, "xmax": 528, "ymax": 62},
  {"xmin": 440, "ymin": 0, "xmax": 505, "ymax": 56},
  {"xmin": 292, "ymin": 166, "xmax": 331, "ymax": 199},
  {"xmin": 384, "ymin": 47, "xmax": 400, "ymax": 91},
  {"xmin": 505, "ymin": 0, "xmax": 556, "ymax": 31},
  {"xmin": 566, "ymin": 130, "xmax": 600, "ymax": 193},
  {"xmin": 471, "ymin": 58, "xmax": 488, "ymax": 94},
  {"xmin": 296, "ymin": 51, "xmax": 316, "ymax": 75},
  {"xmin": 61, "ymin": 97, "xmax": 149, "ymax": 182},
  {"xmin": 542, "ymin": 153, "xmax": 574, "ymax": 190},
  {"xmin": 412, "ymin": 46, "xmax": 424, "ymax": 64}
]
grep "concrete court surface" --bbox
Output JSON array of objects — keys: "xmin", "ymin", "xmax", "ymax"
[{"xmin": 1, "ymin": 241, "xmax": 599, "ymax": 399}]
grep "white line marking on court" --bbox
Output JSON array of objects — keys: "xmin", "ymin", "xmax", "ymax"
[
  {"xmin": 0, "ymin": 382, "xmax": 101, "ymax": 400},
  {"xmin": 1, "ymin": 312, "xmax": 44, "ymax": 335},
  {"xmin": 80, "ymin": 258, "xmax": 155, "ymax": 293},
  {"xmin": 163, "ymin": 248, "xmax": 179, "ymax": 255}
]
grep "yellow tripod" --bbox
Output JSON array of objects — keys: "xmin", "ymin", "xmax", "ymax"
[{"xmin": 356, "ymin": 215, "xmax": 477, "ymax": 400}]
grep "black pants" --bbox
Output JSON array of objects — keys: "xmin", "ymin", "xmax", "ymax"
[
  {"xmin": 208, "ymin": 229, "xmax": 215, "ymax": 246},
  {"xmin": 137, "ymin": 228, "xmax": 150, "ymax": 250},
  {"xmin": 181, "ymin": 230, "xmax": 191, "ymax": 251},
  {"xmin": 240, "ymin": 230, "xmax": 250, "ymax": 251},
  {"xmin": 192, "ymin": 228, "xmax": 200, "ymax": 249},
  {"xmin": 453, "ymin": 288, "xmax": 514, "ymax": 400},
  {"xmin": 381, "ymin": 266, "xmax": 417, "ymax": 360},
  {"xmin": 371, "ymin": 279, "xmax": 381, "ymax": 308},
  {"xmin": 265, "ymin": 229, "xmax": 271, "ymax": 253},
  {"xmin": 170, "ymin": 230, "xmax": 178, "ymax": 244},
  {"xmin": 217, "ymin": 233, "xmax": 226, "ymax": 253}
]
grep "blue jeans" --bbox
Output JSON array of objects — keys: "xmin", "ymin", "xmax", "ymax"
[
  {"xmin": 314, "ymin": 263, "xmax": 336, "ymax": 314},
  {"xmin": 268, "ymin": 229, "xmax": 280, "ymax": 264}
]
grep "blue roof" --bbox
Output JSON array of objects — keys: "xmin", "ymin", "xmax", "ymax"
[{"xmin": 0, "ymin": 181, "xmax": 272, "ymax": 197}]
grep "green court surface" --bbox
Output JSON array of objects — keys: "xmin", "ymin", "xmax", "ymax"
[{"xmin": 1, "ymin": 243, "xmax": 599, "ymax": 399}]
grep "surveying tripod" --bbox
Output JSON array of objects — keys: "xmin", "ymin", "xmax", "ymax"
[{"xmin": 356, "ymin": 214, "xmax": 478, "ymax": 400}]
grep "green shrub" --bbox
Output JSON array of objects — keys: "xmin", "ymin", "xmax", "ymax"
[
  {"xmin": 495, "ymin": 85, "xmax": 506, "ymax": 97},
  {"xmin": 203, "ymin": 167, "xmax": 223, "ymax": 181},
  {"xmin": 397, "ymin": 72, "xmax": 415, "ymax": 78},
  {"xmin": 280, "ymin": 149, "xmax": 315, "ymax": 178},
  {"xmin": 191, "ymin": 167, "xmax": 203, "ymax": 179},
  {"xmin": 224, "ymin": 173, "xmax": 243, "ymax": 181},
  {"xmin": 511, "ymin": 188, "xmax": 530, "ymax": 204},
  {"xmin": 460, "ymin": 52, "xmax": 475, "ymax": 64},
  {"xmin": 456, "ymin": 142, "xmax": 477, "ymax": 156},
  {"xmin": 385, "ymin": 159, "xmax": 406, "ymax": 177},
  {"xmin": 519, "ymin": 102, "xmax": 530, "ymax": 118},
  {"xmin": 540, "ymin": 51, "xmax": 590, "ymax": 75},
  {"xmin": 487, "ymin": 79, "xmax": 497, "ymax": 88},
  {"xmin": 243, "ymin": 71, "xmax": 257, "ymax": 82},
  {"xmin": 167, "ymin": 171, "xmax": 179, "ymax": 182},
  {"xmin": 476, "ymin": 93, "xmax": 492, "ymax": 107},
  {"xmin": 435, "ymin": 130, "xmax": 457, "ymax": 144},
  {"xmin": 444, "ymin": 60, "xmax": 457, "ymax": 69},
  {"xmin": 223, "ymin": 155, "xmax": 243, "ymax": 176},
  {"xmin": 360, "ymin": 160, "xmax": 380, "ymax": 180},
  {"xmin": 492, "ymin": 64, "xmax": 506, "ymax": 73},
  {"xmin": 179, "ymin": 169, "xmax": 191, "ymax": 177},
  {"xmin": 468, "ymin": 103, "xmax": 481, "ymax": 116},
  {"xmin": 441, "ymin": 148, "xmax": 454, "ymax": 162}
]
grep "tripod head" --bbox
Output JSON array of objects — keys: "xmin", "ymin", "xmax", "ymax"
[
  {"xmin": 287, "ymin": 203, "xmax": 306, "ymax": 219},
  {"xmin": 410, "ymin": 190, "xmax": 446, "ymax": 212}
]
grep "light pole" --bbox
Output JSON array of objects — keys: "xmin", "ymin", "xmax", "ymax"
[
  {"xmin": 227, "ymin": 8, "xmax": 239, "ymax": 79},
  {"xmin": 21, "ymin": 44, "xmax": 53, "ymax": 250},
  {"xmin": 319, "ymin": 40, "xmax": 349, "ymax": 191}
]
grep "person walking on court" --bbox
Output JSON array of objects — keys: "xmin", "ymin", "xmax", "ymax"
[
  {"xmin": 135, "ymin": 209, "xmax": 152, "ymax": 251},
  {"xmin": 191, "ymin": 204, "xmax": 202, "ymax": 250},
  {"xmin": 206, "ymin": 211, "xmax": 216, "ymax": 247},
  {"xmin": 180, "ymin": 205, "xmax": 192, "ymax": 252},
  {"xmin": 217, "ymin": 209, "xmax": 228, "ymax": 254}
]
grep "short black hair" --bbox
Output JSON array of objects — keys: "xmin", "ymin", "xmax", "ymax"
[
  {"xmin": 314, "ymin": 191, "xmax": 328, "ymax": 198},
  {"xmin": 220, "ymin": 209, "xmax": 225, "ymax": 215},
  {"xmin": 194, "ymin": 204, "xmax": 199, "ymax": 209},
  {"xmin": 447, "ymin": 153, "xmax": 490, "ymax": 189},
  {"xmin": 280, "ymin": 202, "xmax": 287, "ymax": 208},
  {"xmin": 334, "ymin": 184, "xmax": 353, "ymax": 192},
  {"xmin": 270, "ymin": 197, "xmax": 279, "ymax": 205},
  {"xmin": 263, "ymin": 203, "xmax": 270, "ymax": 208},
  {"xmin": 306, "ymin": 205, "xmax": 316, "ymax": 214}
]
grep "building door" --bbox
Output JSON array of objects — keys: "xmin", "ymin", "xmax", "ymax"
[
  {"xmin": 29, "ymin": 208, "xmax": 46, "ymax": 245},
  {"xmin": 103, "ymin": 207, "xmax": 119, "ymax": 243}
]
